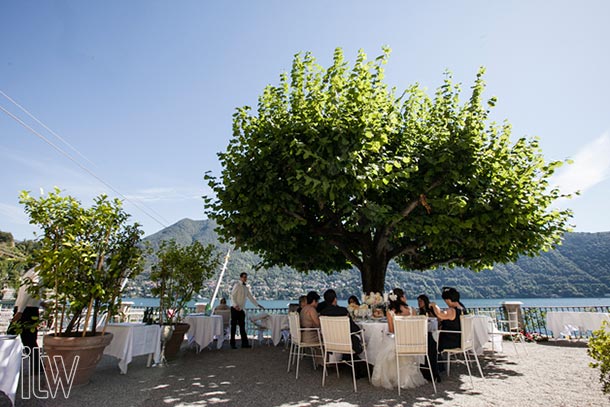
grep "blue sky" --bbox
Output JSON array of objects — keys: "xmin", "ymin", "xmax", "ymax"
[{"xmin": 1, "ymin": 0, "xmax": 609, "ymax": 240}]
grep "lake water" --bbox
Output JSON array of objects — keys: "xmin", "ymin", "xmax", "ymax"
[{"xmin": 123, "ymin": 297, "xmax": 610, "ymax": 309}]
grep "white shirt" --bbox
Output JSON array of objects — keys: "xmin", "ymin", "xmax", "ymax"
[
  {"xmin": 14, "ymin": 267, "xmax": 42, "ymax": 312},
  {"xmin": 231, "ymin": 281, "xmax": 262, "ymax": 310}
]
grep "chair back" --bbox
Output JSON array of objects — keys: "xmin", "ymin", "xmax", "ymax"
[
  {"xmin": 288, "ymin": 312, "xmax": 301, "ymax": 344},
  {"xmin": 213, "ymin": 309, "xmax": 231, "ymax": 329},
  {"xmin": 319, "ymin": 316, "xmax": 353, "ymax": 353},
  {"xmin": 460, "ymin": 315, "xmax": 475, "ymax": 350},
  {"xmin": 394, "ymin": 315, "xmax": 428, "ymax": 355},
  {"xmin": 507, "ymin": 311, "xmax": 520, "ymax": 332}
]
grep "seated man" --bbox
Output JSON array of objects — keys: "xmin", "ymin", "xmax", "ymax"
[{"xmin": 319, "ymin": 289, "xmax": 362, "ymax": 354}]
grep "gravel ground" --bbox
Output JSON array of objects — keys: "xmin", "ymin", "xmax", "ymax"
[{"xmin": 12, "ymin": 339, "xmax": 609, "ymax": 407}]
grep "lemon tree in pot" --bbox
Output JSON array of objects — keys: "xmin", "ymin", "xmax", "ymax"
[
  {"xmin": 20, "ymin": 188, "xmax": 144, "ymax": 385},
  {"xmin": 151, "ymin": 239, "xmax": 220, "ymax": 358}
]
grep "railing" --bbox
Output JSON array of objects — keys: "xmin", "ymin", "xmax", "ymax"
[
  {"xmin": 3, "ymin": 301, "xmax": 609, "ymax": 339},
  {"xmin": 471, "ymin": 305, "xmax": 610, "ymax": 338}
]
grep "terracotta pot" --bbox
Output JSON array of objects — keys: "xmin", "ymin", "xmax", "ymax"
[
  {"xmin": 163, "ymin": 322, "xmax": 190, "ymax": 358},
  {"xmin": 42, "ymin": 332, "xmax": 113, "ymax": 386}
]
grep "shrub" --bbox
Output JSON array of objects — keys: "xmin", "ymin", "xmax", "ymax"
[{"xmin": 588, "ymin": 321, "xmax": 610, "ymax": 395}]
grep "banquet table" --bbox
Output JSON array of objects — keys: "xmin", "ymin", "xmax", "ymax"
[
  {"xmin": 546, "ymin": 311, "xmax": 610, "ymax": 339},
  {"xmin": 471, "ymin": 315, "xmax": 502, "ymax": 354},
  {"xmin": 249, "ymin": 313, "xmax": 289, "ymax": 346},
  {"xmin": 267, "ymin": 314, "xmax": 289, "ymax": 346},
  {"xmin": 359, "ymin": 320, "xmax": 387, "ymax": 365},
  {"xmin": 103, "ymin": 323, "xmax": 161, "ymax": 374},
  {"xmin": 0, "ymin": 335, "xmax": 23, "ymax": 405},
  {"xmin": 184, "ymin": 314, "xmax": 224, "ymax": 352},
  {"xmin": 359, "ymin": 316, "xmax": 496, "ymax": 364}
]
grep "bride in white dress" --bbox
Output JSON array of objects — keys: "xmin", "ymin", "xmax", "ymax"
[{"xmin": 371, "ymin": 288, "xmax": 428, "ymax": 390}]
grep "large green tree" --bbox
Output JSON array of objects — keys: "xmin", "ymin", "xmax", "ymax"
[{"xmin": 204, "ymin": 48, "xmax": 572, "ymax": 294}]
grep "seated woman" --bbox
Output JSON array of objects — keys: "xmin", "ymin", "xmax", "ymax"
[
  {"xmin": 371, "ymin": 288, "xmax": 427, "ymax": 390},
  {"xmin": 431, "ymin": 287, "xmax": 467, "ymax": 352},
  {"xmin": 347, "ymin": 295, "xmax": 360, "ymax": 306},
  {"xmin": 417, "ymin": 294, "xmax": 436, "ymax": 317}
]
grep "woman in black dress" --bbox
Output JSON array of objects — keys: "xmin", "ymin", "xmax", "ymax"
[{"xmin": 431, "ymin": 287, "xmax": 467, "ymax": 352}]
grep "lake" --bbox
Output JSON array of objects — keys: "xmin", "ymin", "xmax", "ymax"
[{"xmin": 123, "ymin": 297, "xmax": 610, "ymax": 309}]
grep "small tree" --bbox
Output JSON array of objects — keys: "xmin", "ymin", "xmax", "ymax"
[
  {"xmin": 205, "ymin": 47, "xmax": 572, "ymax": 293},
  {"xmin": 151, "ymin": 239, "xmax": 220, "ymax": 325},
  {"xmin": 588, "ymin": 321, "xmax": 610, "ymax": 396},
  {"xmin": 20, "ymin": 188, "xmax": 144, "ymax": 336}
]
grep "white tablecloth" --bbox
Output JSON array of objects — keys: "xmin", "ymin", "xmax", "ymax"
[
  {"xmin": 268, "ymin": 315, "xmax": 289, "ymax": 346},
  {"xmin": 249, "ymin": 313, "xmax": 289, "ymax": 346},
  {"xmin": 184, "ymin": 315, "xmax": 224, "ymax": 351},
  {"xmin": 103, "ymin": 323, "xmax": 161, "ymax": 374},
  {"xmin": 0, "ymin": 335, "xmax": 22, "ymax": 405},
  {"xmin": 546, "ymin": 311, "xmax": 610, "ymax": 339},
  {"xmin": 471, "ymin": 315, "xmax": 502, "ymax": 354},
  {"xmin": 359, "ymin": 321, "xmax": 387, "ymax": 365}
]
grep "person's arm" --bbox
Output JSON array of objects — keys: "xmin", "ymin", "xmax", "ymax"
[
  {"xmin": 430, "ymin": 302, "xmax": 456, "ymax": 321},
  {"xmin": 309, "ymin": 308, "xmax": 320, "ymax": 327},
  {"xmin": 246, "ymin": 287, "xmax": 264, "ymax": 309},
  {"xmin": 230, "ymin": 282, "xmax": 240, "ymax": 311},
  {"xmin": 387, "ymin": 310, "xmax": 395, "ymax": 333}
]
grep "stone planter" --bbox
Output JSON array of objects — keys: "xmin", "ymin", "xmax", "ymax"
[
  {"xmin": 42, "ymin": 332, "xmax": 113, "ymax": 386},
  {"xmin": 163, "ymin": 322, "xmax": 190, "ymax": 358}
]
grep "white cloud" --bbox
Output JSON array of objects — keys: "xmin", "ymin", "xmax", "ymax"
[{"xmin": 552, "ymin": 131, "xmax": 610, "ymax": 195}]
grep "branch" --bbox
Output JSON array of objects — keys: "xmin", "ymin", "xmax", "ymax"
[
  {"xmin": 328, "ymin": 238, "xmax": 363, "ymax": 270},
  {"xmin": 378, "ymin": 179, "xmax": 444, "ymax": 253}
]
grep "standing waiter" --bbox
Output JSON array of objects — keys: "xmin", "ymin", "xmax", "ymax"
[{"xmin": 230, "ymin": 272, "xmax": 264, "ymax": 349}]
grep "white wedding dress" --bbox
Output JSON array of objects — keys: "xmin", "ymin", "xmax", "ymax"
[{"xmin": 371, "ymin": 316, "xmax": 428, "ymax": 390}]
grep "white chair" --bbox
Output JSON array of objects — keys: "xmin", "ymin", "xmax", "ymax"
[
  {"xmin": 319, "ymin": 316, "xmax": 370, "ymax": 392},
  {"xmin": 477, "ymin": 310, "xmax": 504, "ymax": 359},
  {"xmin": 496, "ymin": 310, "xmax": 528, "ymax": 356},
  {"xmin": 287, "ymin": 312, "xmax": 323, "ymax": 379},
  {"xmin": 213, "ymin": 308, "xmax": 231, "ymax": 340},
  {"xmin": 438, "ymin": 315, "xmax": 484, "ymax": 388},
  {"xmin": 249, "ymin": 313, "xmax": 271, "ymax": 347},
  {"xmin": 394, "ymin": 316, "xmax": 436, "ymax": 394}
]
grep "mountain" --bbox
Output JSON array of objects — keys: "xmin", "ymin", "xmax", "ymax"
[{"xmin": 127, "ymin": 219, "xmax": 610, "ymax": 300}]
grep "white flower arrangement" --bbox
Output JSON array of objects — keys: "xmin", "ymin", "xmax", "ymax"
[{"xmin": 363, "ymin": 292, "xmax": 383, "ymax": 306}]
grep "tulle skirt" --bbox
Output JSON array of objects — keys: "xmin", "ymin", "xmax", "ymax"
[{"xmin": 371, "ymin": 335, "xmax": 428, "ymax": 390}]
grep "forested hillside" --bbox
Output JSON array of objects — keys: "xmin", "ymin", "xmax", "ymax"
[{"xmin": 125, "ymin": 219, "xmax": 610, "ymax": 301}]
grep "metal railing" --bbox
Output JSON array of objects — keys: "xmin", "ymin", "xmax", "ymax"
[
  {"xmin": 470, "ymin": 305, "xmax": 610, "ymax": 338},
  {"xmin": 3, "ymin": 301, "xmax": 609, "ymax": 339}
]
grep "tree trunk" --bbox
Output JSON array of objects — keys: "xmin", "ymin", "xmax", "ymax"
[{"xmin": 359, "ymin": 255, "xmax": 389, "ymax": 294}]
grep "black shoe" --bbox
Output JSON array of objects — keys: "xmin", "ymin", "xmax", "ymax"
[
  {"xmin": 231, "ymin": 344, "xmax": 237, "ymax": 349},
  {"xmin": 242, "ymin": 344, "xmax": 252, "ymax": 349}
]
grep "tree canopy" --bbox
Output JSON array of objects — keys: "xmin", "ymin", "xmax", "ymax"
[{"xmin": 204, "ymin": 47, "xmax": 572, "ymax": 293}]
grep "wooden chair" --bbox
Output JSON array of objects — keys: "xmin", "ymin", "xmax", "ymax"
[
  {"xmin": 287, "ymin": 312, "xmax": 323, "ymax": 379},
  {"xmin": 319, "ymin": 316, "xmax": 370, "ymax": 392},
  {"xmin": 394, "ymin": 316, "xmax": 436, "ymax": 394},
  {"xmin": 438, "ymin": 315, "xmax": 484, "ymax": 388}
]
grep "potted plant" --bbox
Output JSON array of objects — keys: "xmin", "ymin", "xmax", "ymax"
[
  {"xmin": 151, "ymin": 239, "xmax": 220, "ymax": 358},
  {"xmin": 20, "ymin": 188, "xmax": 144, "ymax": 385}
]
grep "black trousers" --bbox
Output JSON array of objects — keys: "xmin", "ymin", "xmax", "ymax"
[{"xmin": 230, "ymin": 307, "xmax": 249, "ymax": 347}]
